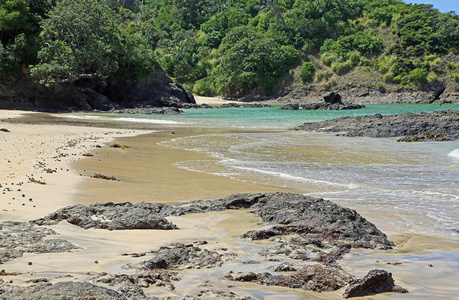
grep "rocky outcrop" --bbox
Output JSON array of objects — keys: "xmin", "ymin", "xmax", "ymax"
[
  {"xmin": 239, "ymin": 193, "xmax": 394, "ymax": 250},
  {"xmin": 0, "ymin": 221, "xmax": 80, "ymax": 263},
  {"xmin": 219, "ymin": 103, "xmax": 272, "ymax": 108},
  {"xmin": 343, "ymin": 269, "xmax": 408, "ymax": 298},
  {"xmin": 111, "ymin": 106, "xmax": 183, "ymax": 114},
  {"xmin": 293, "ymin": 109, "xmax": 459, "ymax": 141},
  {"xmin": 32, "ymin": 202, "xmax": 178, "ymax": 230},
  {"xmin": 143, "ymin": 243, "xmax": 236, "ymax": 270},
  {"xmin": 0, "ymin": 281, "xmax": 131, "ymax": 300},
  {"xmin": 33, "ymin": 193, "xmax": 393, "ymax": 249},
  {"xmin": 0, "ymin": 70, "xmax": 195, "ymax": 112},
  {"xmin": 103, "ymin": 70, "xmax": 195, "ymax": 108},
  {"xmin": 225, "ymin": 264, "xmax": 355, "ymax": 292},
  {"xmin": 279, "ymin": 91, "xmax": 364, "ymax": 110},
  {"xmin": 274, "ymin": 88, "xmax": 459, "ymax": 104},
  {"xmin": 91, "ymin": 269, "xmax": 180, "ymax": 290},
  {"xmin": 279, "ymin": 102, "xmax": 365, "ymax": 110}
]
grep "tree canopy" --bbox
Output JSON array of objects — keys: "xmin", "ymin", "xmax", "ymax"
[{"xmin": 1, "ymin": 0, "xmax": 458, "ymax": 93}]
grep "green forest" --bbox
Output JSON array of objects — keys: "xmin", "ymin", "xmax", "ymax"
[{"xmin": 1, "ymin": 0, "xmax": 459, "ymax": 97}]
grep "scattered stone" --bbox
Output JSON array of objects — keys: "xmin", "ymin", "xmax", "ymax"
[
  {"xmin": 110, "ymin": 144, "xmax": 131, "ymax": 149},
  {"xmin": 90, "ymin": 173, "xmax": 118, "ymax": 180},
  {"xmin": 0, "ymin": 128, "xmax": 10, "ymax": 132},
  {"xmin": 343, "ymin": 269, "xmax": 408, "ymax": 298}
]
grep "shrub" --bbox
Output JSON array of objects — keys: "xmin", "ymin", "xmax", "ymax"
[
  {"xmin": 331, "ymin": 60, "xmax": 353, "ymax": 74},
  {"xmin": 427, "ymin": 71, "xmax": 437, "ymax": 83},
  {"xmin": 383, "ymin": 72, "xmax": 394, "ymax": 83},
  {"xmin": 407, "ymin": 68, "xmax": 428, "ymax": 84},
  {"xmin": 321, "ymin": 52, "xmax": 337, "ymax": 66},
  {"xmin": 299, "ymin": 62, "xmax": 314, "ymax": 82},
  {"xmin": 315, "ymin": 69, "xmax": 333, "ymax": 81},
  {"xmin": 348, "ymin": 51, "xmax": 361, "ymax": 66}
]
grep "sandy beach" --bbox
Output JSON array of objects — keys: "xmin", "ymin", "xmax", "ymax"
[{"xmin": 1, "ymin": 109, "xmax": 458, "ymax": 299}]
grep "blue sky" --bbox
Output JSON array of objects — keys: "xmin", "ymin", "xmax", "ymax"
[{"xmin": 404, "ymin": 1, "xmax": 457, "ymax": 13}]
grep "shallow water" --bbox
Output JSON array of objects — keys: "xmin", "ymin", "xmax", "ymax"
[
  {"xmin": 159, "ymin": 130, "xmax": 459, "ymax": 238},
  {"xmin": 67, "ymin": 104, "xmax": 458, "ymax": 299},
  {"xmin": 69, "ymin": 104, "xmax": 459, "ymax": 237}
]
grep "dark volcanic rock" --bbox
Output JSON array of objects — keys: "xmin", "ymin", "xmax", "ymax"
[
  {"xmin": 226, "ymin": 264, "xmax": 354, "ymax": 292},
  {"xmin": 0, "ymin": 221, "xmax": 80, "ymax": 263},
  {"xmin": 219, "ymin": 103, "xmax": 271, "ymax": 108},
  {"xmin": 0, "ymin": 281, "xmax": 128, "ymax": 299},
  {"xmin": 0, "ymin": 70, "xmax": 194, "ymax": 112},
  {"xmin": 343, "ymin": 269, "xmax": 408, "ymax": 298},
  {"xmin": 324, "ymin": 92, "xmax": 343, "ymax": 104},
  {"xmin": 111, "ymin": 106, "xmax": 183, "ymax": 114},
  {"xmin": 279, "ymin": 102, "xmax": 365, "ymax": 110},
  {"xmin": 293, "ymin": 109, "xmax": 459, "ymax": 141},
  {"xmin": 92, "ymin": 269, "xmax": 180, "ymax": 290},
  {"xmin": 33, "ymin": 202, "xmax": 178, "ymax": 230},
  {"xmin": 240, "ymin": 193, "xmax": 394, "ymax": 250},
  {"xmin": 143, "ymin": 243, "xmax": 236, "ymax": 270}
]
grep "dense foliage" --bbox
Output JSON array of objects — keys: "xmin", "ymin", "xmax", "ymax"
[{"xmin": 1, "ymin": 0, "xmax": 458, "ymax": 94}]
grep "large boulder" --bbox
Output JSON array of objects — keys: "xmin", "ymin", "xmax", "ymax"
[
  {"xmin": 343, "ymin": 269, "xmax": 408, "ymax": 298},
  {"xmin": 323, "ymin": 92, "xmax": 343, "ymax": 104}
]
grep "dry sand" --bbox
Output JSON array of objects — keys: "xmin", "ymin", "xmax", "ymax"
[
  {"xmin": 1, "ymin": 110, "xmax": 458, "ymax": 299},
  {"xmin": 193, "ymin": 95, "xmax": 232, "ymax": 105}
]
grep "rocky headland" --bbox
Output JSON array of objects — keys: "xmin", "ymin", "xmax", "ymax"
[
  {"xmin": 273, "ymin": 87, "xmax": 459, "ymax": 105},
  {"xmin": 293, "ymin": 109, "xmax": 459, "ymax": 141},
  {"xmin": 0, "ymin": 70, "xmax": 195, "ymax": 113},
  {"xmin": 1, "ymin": 193, "xmax": 408, "ymax": 299}
]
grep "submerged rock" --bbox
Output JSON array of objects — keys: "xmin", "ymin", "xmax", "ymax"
[{"xmin": 343, "ymin": 269, "xmax": 408, "ymax": 298}]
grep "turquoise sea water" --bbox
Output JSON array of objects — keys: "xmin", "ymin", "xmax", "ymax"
[{"xmin": 66, "ymin": 103, "xmax": 459, "ymax": 129}]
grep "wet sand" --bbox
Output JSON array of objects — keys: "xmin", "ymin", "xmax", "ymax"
[
  {"xmin": 1, "ymin": 110, "xmax": 458, "ymax": 299},
  {"xmin": 73, "ymin": 129, "xmax": 298, "ymax": 205}
]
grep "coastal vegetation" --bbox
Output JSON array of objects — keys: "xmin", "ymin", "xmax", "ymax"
[{"xmin": 1, "ymin": 0, "xmax": 458, "ymax": 97}]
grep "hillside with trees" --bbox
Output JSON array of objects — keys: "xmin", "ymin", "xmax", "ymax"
[{"xmin": 1, "ymin": 0, "xmax": 459, "ymax": 104}]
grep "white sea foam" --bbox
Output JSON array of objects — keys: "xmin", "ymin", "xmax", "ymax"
[
  {"xmin": 231, "ymin": 165, "xmax": 359, "ymax": 189},
  {"xmin": 56, "ymin": 115, "xmax": 101, "ymax": 120},
  {"xmin": 114, "ymin": 117, "xmax": 182, "ymax": 124},
  {"xmin": 447, "ymin": 148, "xmax": 459, "ymax": 159}
]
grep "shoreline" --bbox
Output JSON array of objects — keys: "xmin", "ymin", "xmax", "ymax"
[{"xmin": 1, "ymin": 110, "xmax": 458, "ymax": 299}]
